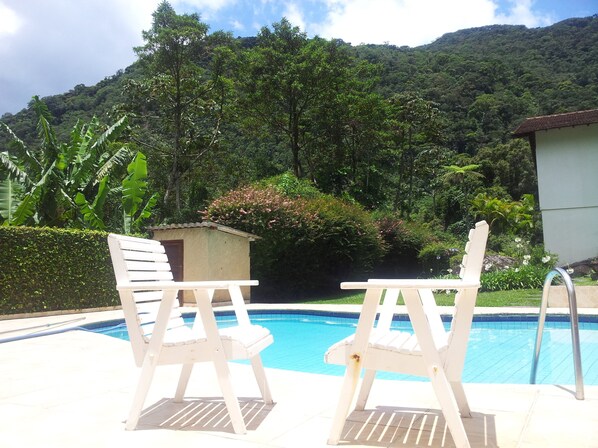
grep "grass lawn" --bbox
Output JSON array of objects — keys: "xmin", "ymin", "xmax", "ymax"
[
  {"xmin": 300, "ymin": 275, "xmax": 598, "ymax": 307},
  {"xmin": 302, "ymin": 288, "xmax": 544, "ymax": 307}
]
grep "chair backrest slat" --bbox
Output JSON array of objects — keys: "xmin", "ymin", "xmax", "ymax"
[
  {"xmin": 125, "ymin": 260, "xmax": 171, "ymax": 272},
  {"xmin": 108, "ymin": 233, "xmax": 183, "ymax": 366},
  {"xmin": 459, "ymin": 222, "xmax": 488, "ymax": 283},
  {"xmin": 118, "ymin": 238, "xmax": 165, "ymax": 252},
  {"xmin": 121, "ymin": 249, "xmax": 169, "ymax": 262},
  {"xmin": 446, "ymin": 221, "xmax": 489, "ymax": 372},
  {"xmin": 127, "ymin": 270, "xmax": 174, "ymax": 282}
]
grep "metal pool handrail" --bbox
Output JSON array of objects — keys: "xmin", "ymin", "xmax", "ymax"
[{"xmin": 530, "ymin": 267, "xmax": 584, "ymax": 400}]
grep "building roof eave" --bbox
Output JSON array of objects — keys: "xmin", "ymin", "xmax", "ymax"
[
  {"xmin": 512, "ymin": 108, "xmax": 598, "ymax": 138},
  {"xmin": 148, "ymin": 221, "xmax": 260, "ymax": 241}
]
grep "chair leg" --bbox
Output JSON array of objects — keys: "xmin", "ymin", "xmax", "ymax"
[
  {"xmin": 250, "ymin": 355, "xmax": 273, "ymax": 404},
  {"xmin": 428, "ymin": 367, "xmax": 471, "ymax": 448},
  {"xmin": 174, "ymin": 364, "xmax": 194, "ymax": 402},
  {"xmin": 327, "ymin": 365, "xmax": 361, "ymax": 445},
  {"xmin": 450, "ymin": 381, "xmax": 472, "ymax": 418},
  {"xmin": 125, "ymin": 360, "xmax": 158, "ymax": 430},
  {"xmin": 355, "ymin": 369, "xmax": 376, "ymax": 410},
  {"xmin": 212, "ymin": 356, "xmax": 247, "ymax": 434}
]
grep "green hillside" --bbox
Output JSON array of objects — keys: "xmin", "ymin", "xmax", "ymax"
[{"xmin": 1, "ymin": 12, "xmax": 597, "ymax": 227}]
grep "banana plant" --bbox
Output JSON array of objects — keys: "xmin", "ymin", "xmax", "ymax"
[
  {"xmin": 75, "ymin": 151, "xmax": 158, "ymax": 233},
  {"xmin": 121, "ymin": 151, "xmax": 158, "ymax": 234},
  {"xmin": 0, "ymin": 96, "xmax": 131, "ymax": 227},
  {"xmin": 74, "ymin": 176, "xmax": 110, "ymax": 230},
  {"xmin": 0, "ymin": 178, "xmax": 22, "ymax": 224}
]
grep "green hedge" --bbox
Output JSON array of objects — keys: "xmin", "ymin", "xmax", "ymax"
[{"xmin": 0, "ymin": 227, "xmax": 119, "ymax": 315}]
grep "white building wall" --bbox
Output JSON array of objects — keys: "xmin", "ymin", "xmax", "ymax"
[{"xmin": 535, "ymin": 124, "xmax": 598, "ymax": 264}]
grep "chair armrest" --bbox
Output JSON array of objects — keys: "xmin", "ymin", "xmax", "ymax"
[
  {"xmin": 340, "ymin": 279, "xmax": 479, "ymax": 290},
  {"xmin": 117, "ymin": 280, "xmax": 258, "ymax": 291}
]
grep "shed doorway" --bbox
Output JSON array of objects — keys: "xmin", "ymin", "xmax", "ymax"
[{"xmin": 161, "ymin": 239, "xmax": 184, "ymax": 306}]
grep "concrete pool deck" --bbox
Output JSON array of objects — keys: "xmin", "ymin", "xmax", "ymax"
[{"xmin": 1, "ymin": 305, "xmax": 597, "ymax": 447}]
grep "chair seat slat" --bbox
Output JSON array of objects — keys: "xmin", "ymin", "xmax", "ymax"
[
  {"xmin": 137, "ymin": 304, "xmax": 182, "ymax": 322},
  {"xmin": 132, "ymin": 291, "xmax": 164, "ymax": 302}
]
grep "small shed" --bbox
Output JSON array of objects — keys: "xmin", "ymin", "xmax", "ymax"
[
  {"xmin": 148, "ymin": 222, "xmax": 258, "ymax": 305},
  {"xmin": 513, "ymin": 109, "xmax": 598, "ymax": 265}
]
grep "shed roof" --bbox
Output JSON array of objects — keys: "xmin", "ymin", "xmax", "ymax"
[
  {"xmin": 148, "ymin": 221, "xmax": 259, "ymax": 240},
  {"xmin": 513, "ymin": 109, "xmax": 598, "ymax": 137}
]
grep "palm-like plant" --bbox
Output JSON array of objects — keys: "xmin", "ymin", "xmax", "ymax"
[
  {"xmin": 0, "ymin": 96, "xmax": 131, "ymax": 227},
  {"xmin": 441, "ymin": 163, "xmax": 484, "ymax": 186}
]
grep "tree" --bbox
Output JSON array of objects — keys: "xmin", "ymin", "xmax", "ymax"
[
  {"xmin": 0, "ymin": 97, "xmax": 130, "ymax": 227},
  {"xmin": 298, "ymin": 41, "xmax": 387, "ymax": 203},
  {"xmin": 128, "ymin": 1, "xmax": 219, "ymax": 214},
  {"xmin": 438, "ymin": 159, "xmax": 485, "ymax": 231},
  {"xmin": 474, "ymin": 139, "xmax": 537, "ymax": 200},
  {"xmin": 386, "ymin": 93, "xmax": 446, "ymax": 215},
  {"xmin": 312, "ymin": 90, "xmax": 389, "ymax": 207},
  {"xmin": 238, "ymin": 20, "xmax": 380, "ymax": 182},
  {"xmin": 237, "ymin": 19, "xmax": 310, "ymax": 178}
]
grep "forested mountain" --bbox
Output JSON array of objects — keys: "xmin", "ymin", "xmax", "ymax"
[
  {"xmin": 4, "ymin": 17, "xmax": 596, "ymax": 149},
  {"xmin": 355, "ymin": 16, "xmax": 598, "ymax": 152},
  {"xmin": 1, "ymin": 12, "xmax": 597, "ymax": 233}
]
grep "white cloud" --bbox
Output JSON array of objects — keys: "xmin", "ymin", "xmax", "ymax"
[
  {"xmin": 230, "ymin": 19, "xmax": 245, "ymax": 31},
  {"xmin": 0, "ymin": 0, "xmax": 159, "ymax": 114},
  {"xmin": 283, "ymin": 3, "xmax": 307, "ymax": 32},
  {"xmin": 0, "ymin": 1, "xmax": 21, "ymax": 36},
  {"xmin": 310, "ymin": 0, "xmax": 553, "ymax": 46},
  {"xmin": 175, "ymin": 0, "xmax": 236, "ymax": 9},
  {"xmin": 497, "ymin": 0, "xmax": 554, "ymax": 27}
]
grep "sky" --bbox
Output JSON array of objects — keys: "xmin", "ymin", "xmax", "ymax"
[{"xmin": 0, "ymin": 0, "xmax": 596, "ymax": 115}]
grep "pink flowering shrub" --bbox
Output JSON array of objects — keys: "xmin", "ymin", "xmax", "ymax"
[{"xmin": 204, "ymin": 185, "xmax": 384, "ymax": 299}]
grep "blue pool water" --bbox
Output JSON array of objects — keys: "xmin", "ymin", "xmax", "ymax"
[{"xmin": 87, "ymin": 311, "xmax": 598, "ymax": 385}]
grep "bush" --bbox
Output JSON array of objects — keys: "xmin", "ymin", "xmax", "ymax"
[
  {"xmin": 203, "ymin": 185, "xmax": 384, "ymax": 299},
  {"xmin": 0, "ymin": 227, "xmax": 119, "ymax": 315},
  {"xmin": 374, "ymin": 215, "xmax": 430, "ymax": 277},
  {"xmin": 257, "ymin": 172, "xmax": 322, "ymax": 199},
  {"xmin": 480, "ymin": 265, "xmax": 550, "ymax": 291},
  {"xmin": 418, "ymin": 239, "xmax": 462, "ymax": 276}
]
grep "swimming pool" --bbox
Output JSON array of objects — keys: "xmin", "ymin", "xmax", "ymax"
[{"xmin": 87, "ymin": 310, "xmax": 598, "ymax": 385}]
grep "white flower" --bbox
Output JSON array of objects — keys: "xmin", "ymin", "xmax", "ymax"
[
  {"xmin": 515, "ymin": 237, "xmax": 522, "ymax": 243},
  {"xmin": 523, "ymin": 254, "xmax": 531, "ymax": 260},
  {"xmin": 447, "ymin": 268, "xmax": 453, "ymax": 274},
  {"xmin": 522, "ymin": 259, "xmax": 529, "ymax": 265},
  {"xmin": 567, "ymin": 268, "xmax": 574, "ymax": 275},
  {"xmin": 484, "ymin": 263, "xmax": 493, "ymax": 271},
  {"xmin": 542, "ymin": 256, "xmax": 551, "ymax": 263}
]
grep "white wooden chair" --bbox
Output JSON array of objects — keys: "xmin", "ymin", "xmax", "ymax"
[
  {"xmin": 325, "ymin": 221, "xmax": 489, "ymax": 448},
  {"xmin": 107, "ymin": 233, "xmax": 273, "ymax": 433}
]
